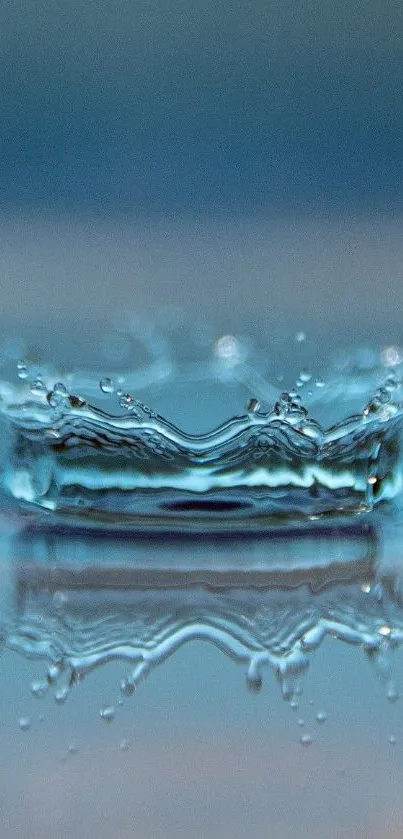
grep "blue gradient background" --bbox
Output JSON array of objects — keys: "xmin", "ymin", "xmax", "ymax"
[
  {"xmin": 0, "ymin": 2, "xmax": 402, "ymax": 347},
  {"xmin": 0, "ymin": 0, "xmax": 402, "ymax": 215}
]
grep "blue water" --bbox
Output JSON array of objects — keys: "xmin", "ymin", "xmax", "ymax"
[
  {"xmin": 1, "ymin": 516, "xmax": 403, "ymax": 839},
  {"xmin": 1, "ymin": 329, "xmax": 402, "ymax": 531},
  {"xmin": 1, "ymin": 0, "xmax": 403, "ymax": 828},
  {"xmin": 1, "ymin": 322, "xmax": 403, "ymax": 838}
]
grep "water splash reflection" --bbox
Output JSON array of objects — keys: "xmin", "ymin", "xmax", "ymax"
[{"xmin": 1, "ymin": 516, "xmax": 403, "ymax": 705}]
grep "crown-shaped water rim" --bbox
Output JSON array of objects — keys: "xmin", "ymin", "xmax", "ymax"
[{"xmin": 0, "ymin": 348, "xmax": 403, "ymax": 530}]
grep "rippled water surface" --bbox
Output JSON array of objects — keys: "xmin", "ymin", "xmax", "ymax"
[{"xmin": 2, "ymin": 315, "xmax": 403, "ymax": 838}]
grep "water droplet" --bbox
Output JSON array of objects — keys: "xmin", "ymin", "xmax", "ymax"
[
  {"xmin": 214, "ymin": 334, "xmax": 241, "ymax": 363},
  {"xmin": 315, "ymin": 377, "xmax": 325, "ymax": 389},
  {"xmin": 387, "ymin": 685, "xmax": 400, "ymax": 703},
  {"xmin": 47, "ymin": 663, "xmax": 62, "ymax": 684},
  {"xmin": 100, "ymin": 705, "xmax": 115, "ymax": 722},
  {"xmin": 274, "ymin": 391, "xmax": 304, "ymax": 417},
  {"xmin": 30, "ymin": 376, "xmax": 46, "ymax": 395},
  {"xmin": 316, "ymin": 711, "xmax": 327, "ymax": 724},
  {"xmin": 68, "ymin": 742, "xmax": 78, "ymax": 755},
  {"xmin": 47, "ymin": 383, "xmax": 69, "ymax": 409},
  {"xmin": 299, "ymin": 369, "xmax": 312, "ymax": 384},
  {"xmin": 298, "ymin": 718, "xmax": 305, "ymax": 727},
  {"xmin": 55, "ymin": 687, "xmax": 69, "ymax": 705},
  {"xmin": 119, "ymin": 393, "xmax": 137, "ymax": 411},
  {"xmin": 247, "ymin": 397, "xmax": 260, "ymax": 414},
  {"xmin": 300, "ymin": 733, "xmax": 313, "ymax": 747},
  {"xmin": 30, "ymin": 679, "xmax": 48, "ymax": 698},
  {"xmin": 17, "ymin": 360, "xmax": 28, "ymax": 379},
  {"xmin": 54, "ymin": 382, "xmax": 68, "ymax": 397},
  {"xmin": 100, "ymin": 377, "xmax": 115, "ymax": 394},
  {"xmin": 47, "ymin": 390, "xmax": 62, "ymax": 409},
  {"xmin": 381, "ymin": 346, "xmax": 402, "ymax": 368},
  {"xmin": 246, "ymin": 673, "xmax": 263, "ymax": 693},
  {"xmin": 119, "ymin": 738, "xmax": 129, "ymax": 751},
  {"xmin": 18, "ymin": 716, "xmax": 31, "ymax": 731},
  {"xmin": 389, "ymin": 735, "xmax": 397, "ymax": 745},
  {"xmin": 120, "ymin": 678, "xmax": 135, "ymax": 697},
  {"xmin": 295, "ymin": 331, "xmax": 306, "ymax": 343}
]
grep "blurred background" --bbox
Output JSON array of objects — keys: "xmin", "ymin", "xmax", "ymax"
[{"xmin": 0, "ymin": 0, "xmax": 402, "ymax": 344}]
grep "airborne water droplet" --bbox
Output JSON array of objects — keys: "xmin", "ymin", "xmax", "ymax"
[
  {"xmin": 18, "ymin": 716, "xmax": 31, "ymax": 731},
  {"xmin": 120, "ymin": 678, "xmax": 135, "ymax": 697},
  {"xmin": 214, "ymin": 334, "xmax": 241, "ymax": 364},
  {"xmin": 300, "ymin": 733, "xmax": 313, "ymax": 747},
  {"xmin": 100, "ymin": 377, "xmax": 115, "ymax": 394},
  {"xmin": 17, "ymin": 360, "xmax": 28, "ymax": 379},
  {"xmin": 55, "ymin": 687, "xmax": 69, "ymax": 705},
  {"xmin": 316, "ymin": 710, "xmax": 327, "ymax": 724},
  {"xmin": 387, "ymin": 685, "xmax": 400, "ymax": 703},
  {"xmin": 100, "ymin": 705, "xmax": 115, "ymax": 722},
  {"xmin": 30, "ymin": 679, "xmax": 48, "ymax": 698},
  {"xmin": 381, "ymin": 346, "xmax": 402, "ymax": 368},
  {"xmin": 47, "ymin": 663, "xmax": 62, "ymax": 684}
]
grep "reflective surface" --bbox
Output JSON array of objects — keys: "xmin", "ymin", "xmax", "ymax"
[
  {"xmin": 1, "ymin": 237, "xmax": 403, "ymax": 835},
  {"xmin": 1, "ymin": 505, "xmax": 403, "ymax": 837}
]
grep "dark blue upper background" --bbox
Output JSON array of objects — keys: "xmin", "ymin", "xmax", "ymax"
[{"xmin": 1, "ymin": 0, "xmax": 402, "ymax": 216}]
